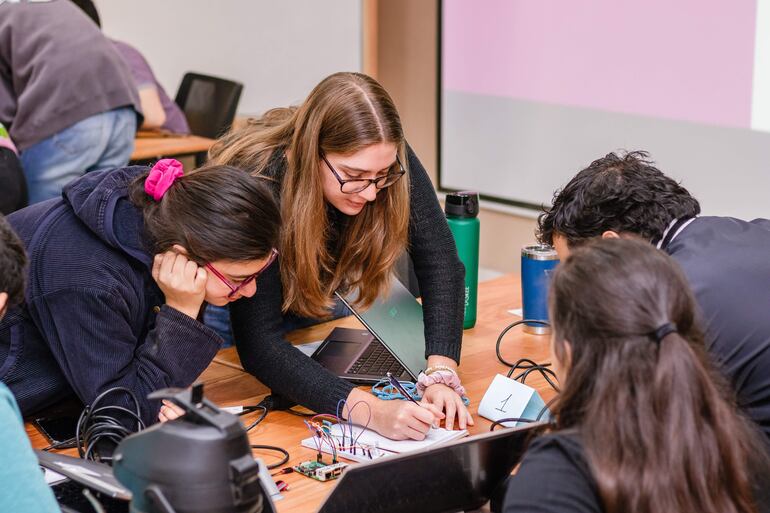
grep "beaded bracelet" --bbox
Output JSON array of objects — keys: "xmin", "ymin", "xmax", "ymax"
[{"xmin": 424, "ymin": 365, "xmax": 458, "ymax": 376}]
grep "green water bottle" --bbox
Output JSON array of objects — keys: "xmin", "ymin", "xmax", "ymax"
[{"xmin": 445, "ymin": 191, "xmax": 480, "ymax": 329}]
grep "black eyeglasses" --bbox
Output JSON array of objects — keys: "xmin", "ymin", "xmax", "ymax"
[{"xmin": 321, "ymin": 153, "xmax": 406, "ymax": 194}]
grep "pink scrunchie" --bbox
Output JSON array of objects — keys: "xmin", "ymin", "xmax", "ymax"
[
  {"xmin": 416, "ymin": 370, "xmax": 467, "ymax": 397},
  {"xmin": 145, "ymin": 159, "xmax": 184, "ymax": 201}
]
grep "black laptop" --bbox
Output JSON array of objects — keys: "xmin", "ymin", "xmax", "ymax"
[
  {"xmin": 311, "ymin": 278, "xmax": 427, "ymax": 384},
  {"xmin": 314, "ymin": 423, "xmax": 546, "ymax": 513}
]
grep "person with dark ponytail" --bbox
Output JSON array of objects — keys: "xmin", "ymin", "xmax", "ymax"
[
  {"xmin": 0, "ymin": 160, "xmax": 280, "ymax": 427},
  {"xmin": 504, "ymin": 238, "xmax": 770, "ymax": 513}
]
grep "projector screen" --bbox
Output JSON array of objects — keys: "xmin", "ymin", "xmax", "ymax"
[{"xmin": 440, "ymin": 0, "xmax": 770, "ymax": 219}]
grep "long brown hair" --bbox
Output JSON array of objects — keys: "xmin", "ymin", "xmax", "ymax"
[
  {"xmin": 129, "ymin": 164, "xmax": 280, "ymax": 264},
  {"xmin": 209, "ymin": 72, "xmax": 410, "ymax": 318},
  {"xmin": 549, "ymin": 238, "xmax": 767, "ymax": 513}
]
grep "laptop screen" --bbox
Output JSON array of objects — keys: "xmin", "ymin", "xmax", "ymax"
[
  {"xmin": 317, "ymin": 423, "xmax": 546, "ymax": 513},
  {"xmin": 336, "ymin": 277, "xmax": 428, "ymax": 378}
]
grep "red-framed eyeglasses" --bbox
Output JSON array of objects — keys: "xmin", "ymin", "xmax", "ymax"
[{"xmin": 205, "ymin": 248, "xmax": 278, "ymax": 298}]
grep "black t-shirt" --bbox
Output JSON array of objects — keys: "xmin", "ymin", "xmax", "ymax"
[
  {"xmin": 503, "ymin": 432, "xmax": 601, "ymax": 513},
  {"xmin": 664, "ymin": 217, "xmax": 770, "ymax": 444},
  {"xmin": 504, "ymin": 431, "xmax": 770, "ymax": 513}
]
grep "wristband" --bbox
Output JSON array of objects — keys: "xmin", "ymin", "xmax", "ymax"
[{"xmin": 424, "ymin": 365, "xmax": 458, "ymax": 376}]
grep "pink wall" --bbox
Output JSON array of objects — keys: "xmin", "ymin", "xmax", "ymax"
[{"xmin": 443, "ymin": 0, "xmax": 758, "ymax": 129}]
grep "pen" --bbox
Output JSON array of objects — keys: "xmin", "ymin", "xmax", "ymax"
[
  {"xmin": 386, "ymin": 372, "xmax": 419, "ymax": 404},
  {"xmin": 386, "ymin": 372, "xmax": 439, "ymax": 430}
]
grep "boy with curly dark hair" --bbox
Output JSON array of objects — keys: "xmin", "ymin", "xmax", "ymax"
[{"xmin": 540, "ymin": 150, "xmax": 770, "ymax": 446}]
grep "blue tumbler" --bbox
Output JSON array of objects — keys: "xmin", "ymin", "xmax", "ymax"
[{"xmin": 521, "ymin": 244, "xmax": 560, "ymax": 335}]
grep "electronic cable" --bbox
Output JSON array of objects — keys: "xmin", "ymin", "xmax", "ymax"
[
  {"xmin": 496, "ymin": 320, "xmax": 559, "ymax": 392},
  {"xmin": 489, "ymin": 417, "xmax": 534, "ymax": 430},
  {"xmin": 239, "ymin": 405, "xmax": 268, "ymax": 432},
  {"xmin": 250, "ymin": 444, "xmax": 290, "ymax": 470},
  {"xmin": 496, "ymin": 319, "xmax": 551, "ymax": 367},
  {"xmin": 506, "ymin": 357, "xmax": 560, "ymax": 393},
  {"xmin": 491, "ymin": 319, "xmax": 560, "ymax": 428},
  {"xmin": 371, "ymin": 377, "xmax": 472, "ymax": 406},
  {"xmin": 76, "ymin": 387, "xmax": 145, "ymax": 463},
  {"xmin": 489, "ymin": 398, "xmax": 555, "ymax": 431},
  {"xmin": 82, "ymin": 488, "xmax": 106, "ymax": 513},
  {"xmin": 236, "ymin": 399, "xmax": 290, "ymax": 469}
]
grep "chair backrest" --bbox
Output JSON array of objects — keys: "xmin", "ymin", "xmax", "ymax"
[{"xmin": 175, "ymin": 72, "xmax": 243, "ymax": 139}]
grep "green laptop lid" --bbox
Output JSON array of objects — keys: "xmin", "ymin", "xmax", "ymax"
[{"xmin": 336, "ymin": 277, "xmax": 428, "ymax": 379}]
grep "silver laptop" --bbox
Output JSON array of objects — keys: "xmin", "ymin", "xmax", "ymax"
[
  {"xmin": 311, "ymin": 277, "xmax": 428, "ymax": 384},
  {"xmin": 37, "ymin": 450, "xmax": 131, "ymax": 512}
]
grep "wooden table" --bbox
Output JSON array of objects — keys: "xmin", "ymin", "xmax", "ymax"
[
  {"xmin": 130, "ymin": 132, "xmax": 215, "ymax": 166},
  {"xmin": 28, "ymin": 274, "xmax": 555, "ymax": 512}
]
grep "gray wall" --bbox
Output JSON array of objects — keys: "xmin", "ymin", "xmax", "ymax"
[
  {"xmin": 95, "ymin": 0, "xmax": 362, "ymax": 116},
  {"xmin": 442, "ymin": 91, "xmax": 770, "ymax": 220}
]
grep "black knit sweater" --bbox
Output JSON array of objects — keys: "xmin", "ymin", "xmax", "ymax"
[{"xmin": 230, "ymin": 146, "xmax": 465, "ymax": 414}]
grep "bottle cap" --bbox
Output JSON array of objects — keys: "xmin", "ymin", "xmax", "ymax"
[
  {"xmin": 445, "ymin": 191, "xmax": 479, "ymax": 218},
  {"xmin": 522, "ymin": 244, "xmax": 559, "ymax": 261}
]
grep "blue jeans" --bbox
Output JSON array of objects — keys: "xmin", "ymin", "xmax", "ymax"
[
  {"xmin": 204, "ymin": 300, "xmax": 353, "ymax": 348},
  {"xmin": 20, "ymin": 107, "xmax": 136, "ymax": 204},
  {"xmin": 203, "ymin": 304, "xmax": 235, "ymax": 347}
]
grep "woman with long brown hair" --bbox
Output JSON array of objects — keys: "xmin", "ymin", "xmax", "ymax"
[
  {"xmin": 208, "ymin": 72, "xmax": 472, "ymax": 439},
  {"xmin": 504, "ymin": 238, "xmax": 769, "ymax": 513}
]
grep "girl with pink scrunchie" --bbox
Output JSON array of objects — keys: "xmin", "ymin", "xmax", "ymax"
[{"xmin": 0, "ymin": 159, "xmax": 280, "ymax": 431}]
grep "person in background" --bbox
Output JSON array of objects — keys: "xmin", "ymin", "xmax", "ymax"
[
  {"xmin": 208, "ymin": 72, "xmax": 471, "ymax": 440},
  {"xmin": 0, "ymin": 159, "xmax": 280, "ymax": 429},
  {"xmin": 70, "ymin": 0, "xmax": 191, "ymax": 134},
  {"xmin": 0, "ymin": 215, "xmax": 59, "ymax": 513},
  {"xmin": 0, "ymin": 0, "xmax": 140, "ymax": 205},
  {"xmin": 538, "ymin": 151, "xmax": 770, "ymax": 444},
  {"xmin": 0, "ymin": 123, "xmax": 27, "ymax": 215},
  {"xmin": 504, "ymin": 238, "xmax": 769, "ymax": 513}
]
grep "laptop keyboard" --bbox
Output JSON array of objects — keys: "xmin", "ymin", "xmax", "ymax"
[
  {"xmin": 52, "ymin": 480, "xmax": 129, "ymax": 513},
  {"xmin": 348, "ymin": 338, "xmax": 408, "ymax": 378}
]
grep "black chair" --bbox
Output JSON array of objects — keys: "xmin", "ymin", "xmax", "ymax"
[
  {"xmin": 174, "ymin": 72, "xmax": 243, "ymax": 139},
  {"xmin": 0, "ymin": 147, "xmax": 28, "ymax": 214}
]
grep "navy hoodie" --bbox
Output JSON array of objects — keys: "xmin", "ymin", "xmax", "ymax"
[{"xmin": 0, "ymin": 166, "xmax": 222, "ymax": 426}]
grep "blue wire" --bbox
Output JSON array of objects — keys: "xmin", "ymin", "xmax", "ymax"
[{"xmin": 371, "ymin": 378, "xmax": 471, "ymax": 406}]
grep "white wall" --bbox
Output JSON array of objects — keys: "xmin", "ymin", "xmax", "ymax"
[{"xmin": 95, "ymin": 0, "xmax": 362, "ymax": 116}]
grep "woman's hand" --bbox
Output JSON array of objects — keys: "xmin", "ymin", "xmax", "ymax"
[
  {"xmin": 420, "ymin": 355, "xmax": 474, "ymax": 430},
  {"xmin": 346, "ymin": 388, "xmax": 445, "ymax": 440},
  {"xmin": 152, "ymin": 245, "xmax": 207, "ymax": 319},
  {"xmin": 421, "ymin": 383, "xmax": 473, "ymax": 430},
  {"xmin": 158, "ymin": 400, "xmax": 185, "ymax": 423}
]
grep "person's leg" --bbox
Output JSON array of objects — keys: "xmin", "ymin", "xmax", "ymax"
[
  {"xmin": 205, "ymin": 298, "xmax": 353, "ymax": 345},
  {"xmin": 279, "ymin": 298, "xmax": 352, "ymax": 335},
  {"xmin": 20, "ymin": 115, "xmax": 105, "ymax": 204},
  {"xmin": 86, "ymin": 107, "xmax": 136, "ymax": 173},
  {"xmin": 203, "ymin": 305, "xmax": 234, "ymax": 347}
]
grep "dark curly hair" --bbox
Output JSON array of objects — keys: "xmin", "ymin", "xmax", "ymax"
[
  {"xmin": 0, "ymin": 214, "xmax": 27, "ymax": 309},
  {"xmin": 538, "ymin": 151, "xmax": 700, "ymax": 247}
]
